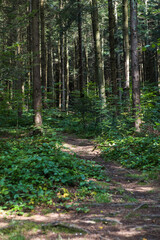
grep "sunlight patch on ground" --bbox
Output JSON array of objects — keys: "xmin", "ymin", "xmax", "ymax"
[
  {"xmin": 0, "ymin": 222, "xmax": 9, "ymax": 228},
  {"xmin": 111, "ymin": 228, "xmax": 144, "ymax": 237},
  {"xmin": 63, "ymin": 143, "xmax": 76, "ymax": 149},
  {"xmin": 14, "ymin": 213, "xmax": 70, "ymax": 223},
  {"xmin": 125, "ymin": 186, "xmax": 155, "ymax": 193}
]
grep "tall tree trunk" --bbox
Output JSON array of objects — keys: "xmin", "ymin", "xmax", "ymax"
[
  {"xmin": 65, "ymin": 33, "xmax": 70, "ymax": 113},
  {"xmin": 91, "ymin": 0, "xmax": 106, "ymax": 106},
  {"xmin": 115, "ymin": 1, "xmax": 122, "ymax": 105},
  {"xmin": 78, "ymin": 0, "xmax": 84, "ymax": 98},
  {"xmin": 17, "ymin": 28, "xmax": 23, "ymax": 118},
  {"xmin": 61, "ymin": 34, "xmax": 65, "ymax": 110},
  {"xmin": 40, "ymin": 0, "xmax": 47, "ymax": 107},
  {"xmin": 84, "ymin": 35, "xmax": 89, "ymax": 95},
  {"xmin": 47, "ymin": 35, "xmax": 53, "ymax": 102},
  {"xmin": 108, "ymin": 0, "xmax": 117, "ymax": 112},
  {"xmin": 27, "ymin": 0, "xmax": 33, "ymax": 110},
  {"xmin": 123, "ymin": 0, "xmax": 130, "ymax": 99},
  {"xmin": 73, "ymin": 40, "xmax": 77, "ymax": 91},
  {"xmin": 58, "ymin": 38, "xmax": 62, "ymax": 109},
  {"xmin": 130, "ymin": 0, "xmax": 141, "ymax": 132},
  {"xmin": 32, "ymin": 0, "xmax": 42, "ymax": 127}
]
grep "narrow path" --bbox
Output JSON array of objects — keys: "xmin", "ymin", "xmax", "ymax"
[
  {"xmin": 0, "ymin": 134, "xmax": 160, "ymax": 240},
  {"xmin": 62, "ymin": 134, "xmax": 160, "ymax": 240}
]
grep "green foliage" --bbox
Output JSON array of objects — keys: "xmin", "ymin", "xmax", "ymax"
[
  {"xmin": 54, "ymin": 89, "xmax": 104, "ymax": 137},
  {"xmin": 102, "ymin": 135, "xmax": 160, "ymax": 170},
  {"xmin": 96, "ymin": 84, "xmax": 160, "ymax": 173},
  {"xmin": 94, "ymin": 192, "xmax": 111, "ymax": 203},
  {"xmin": 141, "ymin": 84, "xmax": 160, "ymax": 127},
  {"xmin": 0, "ymin": 134, "xmax": 105, "ymax": 211}
]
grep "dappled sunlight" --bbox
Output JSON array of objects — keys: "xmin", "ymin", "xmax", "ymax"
[
  {"xmin": 15, "ymin": 213, "xmax": 71, "ymax": 223},
  {"xmin": 110, "ymin": 228, "xmax": 144, "ymax": 238},
  {"xmin": 125, "ymin": 186, "xmax": 155, "ymax": 193},
  {"xmin": 0, "ymin": 221, "xmax": 9, "ymax": 228}
]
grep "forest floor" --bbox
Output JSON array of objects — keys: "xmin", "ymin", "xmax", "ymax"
[{"xmin": 0, "ymin": 133, "xmax": 160, "ymax": 240}]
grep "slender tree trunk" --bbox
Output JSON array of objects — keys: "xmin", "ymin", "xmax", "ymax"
[
  {"xmin": 108, "ymin": 0, "xmax": 117, "ymax": 112},
  {"xmin": 91, "ymin": 0, "xmax": 106, "ymax": 106},
  {"xmin": 17, "ymin": 28, "xmax": 23, "ymax": 118},
  {"xmin": 123, "ymin": 0, "xmax": 130, "ymax": 99},
  {"xmin": 61, "ymin": 34, "xmax": 65, "ymax": 110},
  {"xmin": 130, "ymin": 0, "xmax": 141, "ymax": 132},
  {"xmin": 32, "ymin": 0, "xmax": 42, "ymax": 127},
  {"xmin": 40, "ymin": 0, "xmax": 47, "ymax": 107},
  {"xmin": 58, "ymin": 38, "xmax": 62, "ymax": 109},
  {"xmin": 27, "ymin": 0, "xmax": 33, "ymax": 109},
  {"xmin": 65, "ymin": 33, "xmax": 70, "ymax": 113},
  {"xmin": 73, "ymin": 40, "xmax": 77, "ymax": 91},
  {"xmin": 115, "ymin": 1, "xmax": 122, "ymax": 105},
  {"xmin": 78, "ymin": 0, "xmax": 84, "ymax": 98},
  {"xmin": 47, "ymin": 35, "xmax": 53, "ymax": 101},
  {"xmin": 84, "ymin": 35, "xmax": 89, "ymax": 95}
]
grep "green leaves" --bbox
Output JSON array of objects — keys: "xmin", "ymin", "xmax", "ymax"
[
  {"xmin": 102, "ymin": 135, "xmax": 160, "ymax": 170},
  {"xmin": 0, "ymin": 135, "xmax": 104, "ymax": 211}
]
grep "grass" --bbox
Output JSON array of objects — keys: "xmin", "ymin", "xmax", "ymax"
[
  {"xmin": 0, "ymin": 220, "xmax": 87, "ymax": 240},
  {"xmin": 122, "ymin": 195, "xmax": 138, "ymax": 203},
  {"xmin": 94, "ymin": 192, "xmax": 112, "ymax": 203},
  {"xmin": 0, "ymin": 221, "xmax": 40, "ymax": 240}
]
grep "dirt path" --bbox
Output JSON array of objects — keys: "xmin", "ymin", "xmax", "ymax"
[
  {"xmin": 61, "ymin": 134, "xmax": 160, "ymax": 240},
  {"xmin": 0, "ymin": 134, "xmax": 160, "ymax": 240}
]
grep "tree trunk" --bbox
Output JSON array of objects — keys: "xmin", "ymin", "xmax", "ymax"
[
  {"xmin": 32, "ymin": 0, "xmax": 42, "ymax": 127},
  {"xmin": 27, "ymin": 0, "xmax": 33, "ymax": 110},
  {"xmin": 108, "ymin": 0, "xmax": 117, "ymax": 112},
  {"xmin": 47, "ymin": 35, "xmax": 53, "ymax": 102},
  {"xmin": 58, "ymin": 38, "xmax": 62, "ymax": 109},
  {"xmin": 78, "ymin": 0, "xmax": 84, "ymax": 98},
  {"xmin": 130, "ymin": 0, "xmax": 141, "ymax": 132},
  {"xmin": 123, "ymin": 0, "xmax": 130, "ymax": 99},
  {"xmin": 61, "ymin": 33, "xmax": 65, "ymax": 111},
  {"xmin": 40, "ymin": 0, "xmax": 47, "ymax": 107},
  {"xmin": 73, "ymin": 40, "xmax": 77, "ymax": 91},
  {"xmin": 91, "ymin": 0, "xmax": 106, "ymax": 106},
  {"xmin": 65, "ymin": 33, "xmax": 70, "ymax": 113}
]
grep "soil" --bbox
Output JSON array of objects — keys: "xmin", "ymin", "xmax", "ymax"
[{"xmin": 0, "ymin": 133, "xmax": 160, "ymax": 240}]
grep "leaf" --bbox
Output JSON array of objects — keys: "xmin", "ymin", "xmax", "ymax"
[{"xmin": 142, "ymin": 47, "xmax": 147, "ymax": 52}]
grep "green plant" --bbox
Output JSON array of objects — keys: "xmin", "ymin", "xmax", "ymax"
[
  {"xmin": 94, "ymin": 192, "xmax": 112, "ymax": 203},
  {"xmin": 0, "ymin": 135, "xmax": 105, "ymax": 212},
  {"xmin": 76, "ymin": 206, "xmax": 90, "ymax": 213}
]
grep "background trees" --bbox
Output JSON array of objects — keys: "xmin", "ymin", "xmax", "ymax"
[{"xmin": 0, "ymin": 0, "xmax": 159, "ymax": 131}]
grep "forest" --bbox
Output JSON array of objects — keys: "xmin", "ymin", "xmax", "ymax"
[{"xmin": 0, "ymin": 0, "xmax": 160, "ymax": 239}]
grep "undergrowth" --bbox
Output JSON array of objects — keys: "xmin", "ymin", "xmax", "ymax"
[
  {"xmin": 0, "ymin": 133, "xmax": 105, "ymax": 213},
  {"xmin": 101, "ymin": 135, "xmax": 160, "ymax": 171}
]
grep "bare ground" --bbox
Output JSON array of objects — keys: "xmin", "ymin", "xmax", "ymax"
[{"xmin": 0, "ymin": 134, "xmax": 160, "ymax": 240}]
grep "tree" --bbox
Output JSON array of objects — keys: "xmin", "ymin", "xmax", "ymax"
[
  {"xmin": 32, "ymin": 0, "xmax": 42, "ymax": 127},
  {"xmin": 130, "ymin": 0, "xmax": 141, "ymax": 132},
  {"xmin": 123, "ymin": 0, "xmax": 130, "ymax": 99},
  {"xmin": 91, "ymin": 0, "xmax": 106, "ymax": 107},
  {"xmin": 108, "ymin": 0, "xmax": 118, "ymax": 116},
  {"xmin": 78, "ymin": 0, "xmax": 84, "ymax": 98},
  {"xmin": 40, "ymin": 0, "xmax": 47, "ymax": 107}
]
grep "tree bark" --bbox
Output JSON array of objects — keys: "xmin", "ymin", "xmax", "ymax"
[
  {"xmin": 91, "ymin": 0, "xmax": 106, "ymax": 106},
  {"xmin": 130, "ymin": 0, "xmax": 141, "ymax": 132},
  {"xmin": 40, "ymin": 0, "xmax": 47, "ymax": 107},
  {"xmin": 65, "ymin": 33, "xmax": 70, "ymax": 113},
  {"xmin": 78, "ymin": 0, "xmax": 84, "ymax": 98},
  {"xmin": 123, "ymin": 0, "xmax": 130, "ymax": 99},
  {"xmin": 108, "ymin": 0, "xmax": 117, "ymax": 111},
  {"xmin": 32, "ymin": 0, "xmax": 42, "ymax": 127}
]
